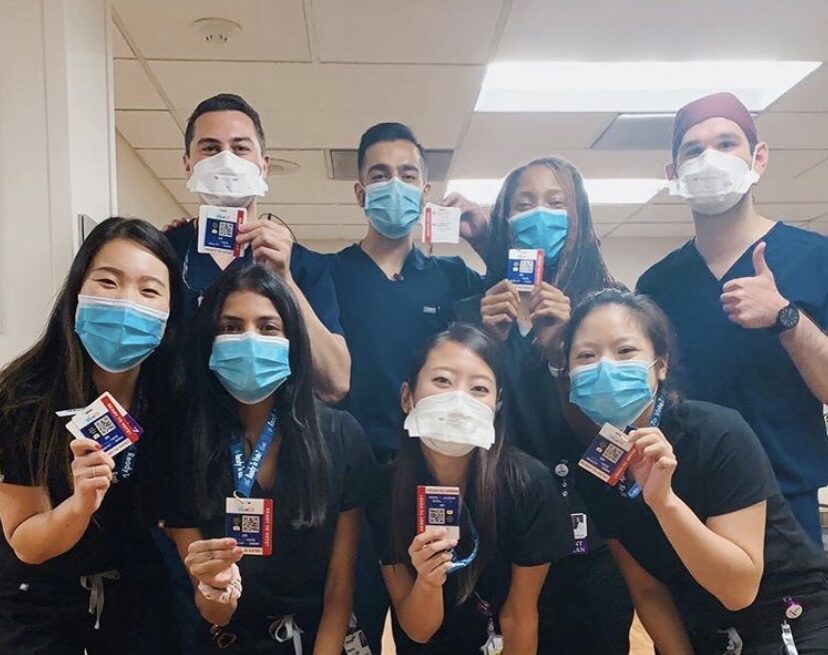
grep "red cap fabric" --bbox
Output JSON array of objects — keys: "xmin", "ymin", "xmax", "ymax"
[{"xmin": 671, "ymin": 92, "xmax": 757, "ymax": 160}]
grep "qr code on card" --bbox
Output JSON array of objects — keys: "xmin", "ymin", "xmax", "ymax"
[
  {"xmin": 218, "ymin": 222, "xmax": 234, "ymax": 238},
  {"xmin": 428, "ymin": 508, "xmax": 446, "ymax": 525},
  {"xmin": 93, "ymin": 415, "xmax": 116, "ymax": 437},
  {"xmin": 602, "ymin": 442, "xmax": 625, "ymax": 464},
  {"xmin": 241, "ymin": 515, "xmax": 260, "ymax": 533}
]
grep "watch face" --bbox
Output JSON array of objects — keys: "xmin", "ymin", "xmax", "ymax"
[{"xmin": 779, "ymin": 304, "xmax": 800, "ymax": 330}]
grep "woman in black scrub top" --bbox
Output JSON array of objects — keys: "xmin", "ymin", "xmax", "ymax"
[
  {"xmin": 167, "ymin": 263, "xmax": 374, "ymax": 654},
  {"xmin": 560, "ymin": 288, "xmax": 828, "ymax": 655},
  {"xmin": 371, "ymin": 323, "xmax": 574, "ymax": 655},
  {"xmin": 467, "ymin": 156, "xmax": 633, "ymax": 654},
  {"xmin": 0, "ymin": 218, "xmax": 185, "ymax": 654}
]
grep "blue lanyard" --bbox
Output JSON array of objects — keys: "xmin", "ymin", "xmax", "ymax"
[
  {"xmin": 618, "ymin": 393, "xmax": 666, "ymax": 499},
  {"xmin": 448, "ymin": 507, "xmax": 480, "ymax": 575},
  {"xmin": 228, "ymin": 411, "xmax": 278, "ymax": 497}
]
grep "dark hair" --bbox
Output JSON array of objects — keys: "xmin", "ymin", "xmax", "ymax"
[
  {"xmin": 192, "ymin": 263, "xmax": 329, "ymax": 527},
  {"xmin": 184, "ymin": 93, "xmax": 266, "ymax": 156},
  {"xmin": 484, "ymin": 157, "xmax": 617, "ymax": 303},
  {"xmin": 0, "ymin": 218, "xmax": 185, "ymax": 509},
  {"xmin": 357, "ymin": 122, "xmax": 427, "ymax": 177},
  {"xmin": 560, "ymin": 288, "xmax": 682, "ymax": 399},
  {"xmin": 388, "ymin": 323, "xmax": 530, "ymax": 604}
]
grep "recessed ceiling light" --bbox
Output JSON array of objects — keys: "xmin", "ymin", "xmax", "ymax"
[
  {"xmin": 445, "ymin": 178, "xmax": 666, "ymax": 206},
  {"xmin": 475, "ymin": 61, "xmax": 822, "ymax": 113}
]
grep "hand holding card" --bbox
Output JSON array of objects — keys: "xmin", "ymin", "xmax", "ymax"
[
  {"xmin": 65, "ymin": 392, "xmax": 142, "ymax": 458},
  {"xmin": 68, "ymin": 437, "xmax": 116, "ymax": 515}
]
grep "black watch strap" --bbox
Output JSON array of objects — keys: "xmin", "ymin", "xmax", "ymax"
[{"xmin": 770, "ymin": 302, "xmax": 800, "ymax": 335}]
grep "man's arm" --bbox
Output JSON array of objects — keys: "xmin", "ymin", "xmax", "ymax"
[{"xmin": 779, "ymin": 312, "xmax": 828, "ymax": 404}]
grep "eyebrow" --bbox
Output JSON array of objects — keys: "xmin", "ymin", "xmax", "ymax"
[
  {"xmin": 91, "ymin": 266, "xmax": 167, "ymax": 288},
  {"xmin": 219, "ymin": 314, "xmax": 282, "ymax": 322}
]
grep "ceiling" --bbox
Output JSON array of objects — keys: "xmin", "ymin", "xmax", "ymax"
[{"xmin": 112, "ymin": 0, "xmax": 828, "ymax": 240}]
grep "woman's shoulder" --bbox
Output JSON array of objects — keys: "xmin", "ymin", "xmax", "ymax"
[{"xmin": 666, "ymin": 399, "xmax": 755, "ymax": 441}]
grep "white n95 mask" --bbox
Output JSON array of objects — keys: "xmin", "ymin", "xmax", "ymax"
[
  {"xmin": 404, "ymin": 390, "xmax": 496, "ymax": 457},
  {"xmin": 668, "ymin": 148, "xmax": 759, "ymax": 216},
  {"xmin": 186, "ymin": 150, "xmax": 269, "ymax": 208}
]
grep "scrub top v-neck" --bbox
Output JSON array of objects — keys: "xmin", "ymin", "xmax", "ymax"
[{"xmin": 637, "ymin": 222, "xmax": 828, "ymax": 497}]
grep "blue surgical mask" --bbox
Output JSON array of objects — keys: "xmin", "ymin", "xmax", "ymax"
[
  {"xmin": 209, "ymin": 333, "xmax": 291, "ymax": 405},
  {"xmin": 569, "ymin": 358, "xmax": 656, "ymax": 428},
  {"xmin": 75, "ymin": 295, "xmax": 168, "ymax": 373},
  {"xmin": 363, "ymin": 177, "xmax": 423, "ymax": 239},
  {"xmin": 508, "ymin": 207, "xmax": 569, "ymax": 264}
]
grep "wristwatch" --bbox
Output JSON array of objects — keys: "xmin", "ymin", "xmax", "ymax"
[{"xmin": 770, "ymin": 302, "xmax": 800, "ymax": 335}]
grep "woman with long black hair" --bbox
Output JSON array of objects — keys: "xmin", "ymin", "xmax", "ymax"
[
  {"xmin": 457, "ymin": 157, "xmax": 634, "ymax": 653},
  {"xmin": 371, "ymin": 323, "xmax": 573, "ymax": 654},
  {"xmin": 167, "ymin": 262, "xmax": 373, "ymax": 654},
  {"xmin": 0, "ymin": 217, "xmax": 185, "ymax": 653}
]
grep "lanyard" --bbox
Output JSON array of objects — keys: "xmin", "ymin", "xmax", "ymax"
[
  {"xmin": 229, "ymin": 410, "xmax": 277, "ymax": 497},
  {"xmin": 617, "ymin": 393, "xmax": 666, "ymax": 499},
  {"xmin": 448, "ymin": 507, "xmax": 480, "ymax": 574},
  {"xmin": 113, "ymin": 391, "xmax": 143, "ymax": 484}
]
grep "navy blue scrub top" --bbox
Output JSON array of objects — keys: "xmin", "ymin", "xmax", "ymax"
[
  {"xmin": 166, "ymin": 220, "xmax": 343, "ymax": 335},
  {"xmin": 331, "ymin": 244, "xmax": 484, "ymax": 452},
  {"xmin": 637, "ymin": 222, "xmax": 828, "ymax": 495}
]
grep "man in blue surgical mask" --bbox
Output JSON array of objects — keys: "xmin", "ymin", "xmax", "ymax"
[
  {"xmin": 330, "ymin": 122, "xmax": 488, "ymax": 653},
  {"xmin": 638, "ymin": 92, "xmax": 828, "ymax": 545}
]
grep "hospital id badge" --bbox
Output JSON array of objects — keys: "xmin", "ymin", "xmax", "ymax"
[
  {"xmin": 343, "ymin": 629, "xmax": 372, "ymax": 655},
  {"xmin": 198, "ymin": 205, "xmax": 246, "ymax": 257},
  {"xmin": 225, "ymin": 497, "xmax": 273, "ymax": 556},
  {"xmin": 422, "ymin": 203, "xmax": 461, "ymax": 245},
  {"xmin": 571, "ymin": 512, "xmax": 589, "ymax": 555},
  {"xmin": 578, "ymin": 423, "xmax": 635, "ymax": 487},
  {"xmin": 65, "ymin": 392, "xmax": 142, "ymax": 457},
  {"xmin": 480, "ymin": 625, "xmax": 504, "ymax": 655},
  {"xmin": 507, "ymin": 249, "xmax": 544, "ymax": 292}
]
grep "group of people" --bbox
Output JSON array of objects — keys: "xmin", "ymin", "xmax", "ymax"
[{"xmin": 0, "ymin": 89, "xmax": 826, "ymax": 655}]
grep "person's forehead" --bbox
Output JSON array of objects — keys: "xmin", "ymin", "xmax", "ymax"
[
  {"xmin": 680, "ymin": 116, "xmax": 747, "ymax": 146},
  {"xmin": 363, "ymin": 139, "xmax": 422, "ymax": 167},
  {"xmin": 192, "ymin": 110, "xmax": 258, "ymax": 139},
  {"xmin": 515, "ymin": 165, "xmax": 563, "ymax": 193}
]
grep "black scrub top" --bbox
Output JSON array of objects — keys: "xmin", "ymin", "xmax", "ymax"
[
  {"xmin": 168, "ymin": 403, "xmax": 375, "ymax": 629},
  {"xmin": 0, "ymin": 397, "xmax": 167, "ymax": 584},
  {"xmin": 167, "ymin": 220, "xmax": 344, "ymax": 334},
  {"xmin": 576, "ymin": 399, "xmax": 828, "ymax": 635},
  {"xmin": 369, "ymin": 447, "xmax": 574, "ymax": 654},
  {"xmin": 331, "ymin": 245, "xmax": 484, "ymax": 453},
  {"xmin": 637, "ymin": 222, "xmax": 828, "ymax": 496}
]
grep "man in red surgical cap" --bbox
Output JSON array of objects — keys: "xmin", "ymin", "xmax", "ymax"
[{"xmin": 638, "ymin": 92, "xmax": 828, "ymax": 544}]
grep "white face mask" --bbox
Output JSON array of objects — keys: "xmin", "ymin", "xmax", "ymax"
[
  {"xmin": 668, "ymin": 148, "xmax": 759, "ymax": 216},
  {"xmin": 404, "ymin": 390, "xmax": 496, "ymax": 457},
  {"xmin": 186, "ymin": 150, "xmax": 269, "ymax": 208}
]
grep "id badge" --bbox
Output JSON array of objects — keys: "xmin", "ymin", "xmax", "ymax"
[
  {"xmin": 65, "ymin": 392, "xmax": 142, "ymax": 457},
  {"xmin": 571, "ymin": 512, "xmax": 589, "ymax": 555},
  {"xmin": 480, "ymin": 632, "xmax": 504, "ymax": 655},
  {"xmin": 198, "ymin": 205, "xmax": 246, "ymax": 257},
  {"xmin": 578, "ymin": 423, "xmax": 635, "ymax": 487},
  {"xmin": 343, "ymin": 629, "xmax": 372, "ymax": 655},
  {"xmin": 225, "ymin": 497, "xmax": 273, "ymax": 556},
  {"xmin": 507, "ymin": 248, "xmax": 544, "ymax": 293}
]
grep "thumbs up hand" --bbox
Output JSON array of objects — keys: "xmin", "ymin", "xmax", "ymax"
[{"xmin": 720, "ymin": 242, "xmax": 788, "ymax": 329}]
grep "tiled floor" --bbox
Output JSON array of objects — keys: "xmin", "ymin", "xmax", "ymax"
[{"xmin": 381, "ymin": 613, "xmax": 655, "ymax": 654}]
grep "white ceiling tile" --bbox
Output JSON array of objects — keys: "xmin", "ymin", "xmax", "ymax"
[
  {"xmin": 755, "ymin": 113, "xmax": 828, "ymax": 149},
  {"xmin": 454, "ymin": 113, "xmax": 617, "ymax": 178},
  {"xmin": 113, "ymin": 0, "xmax": 310, "ymax": 61},
  {"xmin": 137, "ymin": 149, "xmax": 185, "ymax": 179},
  {"xmin": 149, "ymin": 61, "xmax": 483, "ymax": 148},
  {"xmin": 590, "ymin": 205, "xmax": 641, "ymax": 224},
  {"xmin": 496, "ymin": 1, "xmax": 828, "ymax": 61},
  {"xmin": 312, "ymin": 0, "xmax": 502, "ymax": 64},
  {"xmin": 116, "ymin": 111, "xmax": 182, "ymax": 149},
  {"xmin": 112, "ymin": 22, "xmax": 134, "ymax": 58},
  {"xmin": 755, "ymin": 203, "xmax": 828, "ymax": 221},
  {"xmin": 610, "ymin": 223, "xmax": 695, "ymax": 238},
  {"xmin": 808, "ymin": 219, "xmax": 828, "ymax": 235},
  {"xmin": 769, "ymin": 65, "xmax": 828, "ymax": 112},
  {"xmin": 114, "ymin": 60, "xmax": 166, "ymax": 110}
]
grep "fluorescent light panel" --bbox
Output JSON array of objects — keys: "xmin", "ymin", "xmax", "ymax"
[
  {"xmin": 446, "ymin": 178, "xmax": 666, "ymax": 206},
  {"xmin": 475, "ymin": 61, "xmax": 822, "ymax": 112}
]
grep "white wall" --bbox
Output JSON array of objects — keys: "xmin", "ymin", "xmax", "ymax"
[{"xmin": 115, "ymin": 132, "xmax": 184, "ymax": 226}]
